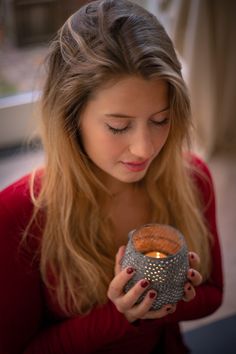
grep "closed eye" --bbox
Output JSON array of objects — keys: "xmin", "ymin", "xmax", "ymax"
[
  {"xmin": 106, "ymin": 117, "xmax": 169, "ymax": 135},
  {"xmin": 106, "ymin": 124, "xmax": 130, "ymax": 135},
  {"xmin": 151, "ymin": 118, "xmax": 170, "ymax": 126}
]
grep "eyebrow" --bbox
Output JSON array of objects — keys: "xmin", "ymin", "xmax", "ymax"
[{"xmin": 105, "ymin": 106, "xmax": 170, "ymax": 119}]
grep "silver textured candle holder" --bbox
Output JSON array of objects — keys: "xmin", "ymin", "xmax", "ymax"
[{"xmin": 121, "ymin": 224, "xmax": 189, "ymax": 310}]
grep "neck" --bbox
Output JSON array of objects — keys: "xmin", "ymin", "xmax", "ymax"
[{"xmin": 111, "ymin": 183, "xmax": 138, "ymax": 199}]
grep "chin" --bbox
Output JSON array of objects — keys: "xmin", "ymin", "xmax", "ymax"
[{"xmin": 119, "ymin": 173, "xmax": 146, "ymax": 184}]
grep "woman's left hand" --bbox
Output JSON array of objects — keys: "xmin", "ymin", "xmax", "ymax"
[{"xmin": 182, "ymin": 251, "xmax": 203, "ymax": 302}]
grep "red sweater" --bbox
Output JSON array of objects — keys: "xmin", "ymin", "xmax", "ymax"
[{"xmin": 0, "ymin": 156, "xmax": 223, "ymax": 354}]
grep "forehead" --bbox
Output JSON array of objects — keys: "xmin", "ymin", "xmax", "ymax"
[{"xmin": 89, "ymin": 75, "xmax": 169, "ymax": 108}]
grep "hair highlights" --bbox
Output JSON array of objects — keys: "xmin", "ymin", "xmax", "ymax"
[{"xmin": 31, "ymin": 0, "xmax": 211, "ymax": 315}]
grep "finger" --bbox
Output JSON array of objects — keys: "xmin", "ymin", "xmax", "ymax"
[
  {"xmin": 182, "ymin": 282, "xmax": 196, "ymax": 302},
  {"xmin": 187, "ymin": 268, "xmax": 203, "ymax": 286},
  {"xmin": 115, "ymin": 279, "xmax": 151, "ymax": 313},
  {"xmin": 123, "ymin": 289, "xmax": 157, "ymax": 320},
  {"xmin": 188, "ymin": 252, "xmax": 200, "ymax": 270},
  {"xmin": 107, "ymin": 266, "xmax": 135, "ymax": 300},
  {"xmin": 141, "ymin": 303, "xmax": 177, "ymax": 320},
  {"xmin": 114, "ymin": 245, "xmax": 126, "ymax": 275}
]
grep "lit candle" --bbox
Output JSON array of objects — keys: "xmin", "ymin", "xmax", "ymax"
[{"xmin": 145, "ymin": 251, "xmax": 167, "ymax": 258}]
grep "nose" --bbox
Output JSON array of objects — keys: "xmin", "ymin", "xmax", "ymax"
[{"xmin": 129, "ymin": 128, "xmax": 155, "ymax": 159}]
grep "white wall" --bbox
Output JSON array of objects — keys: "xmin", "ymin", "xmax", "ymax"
[{"xmin": 0, "ymin": 91, "xmax": 40, "ymax": 148}]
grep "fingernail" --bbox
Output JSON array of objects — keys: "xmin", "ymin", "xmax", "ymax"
[
  {"xmin": 191, "ymin": 270, "xmax": 195, "ymax": 277},
  {"xmin": 187, "ymin": 285, "xmax": 192, "ymax": 291},
  {"xmin": 149, "ymin": 291, "xmax": 156, "ymax": 299},
  {"xmin": 140, "ymin": 280, "xmax": 149, "ymax": 288},
  {"xmin": 166, "ymin": 307, "xmax": 172, "ymax": 312},
  {"xmin": 190, "ymin": 253, "xmax": 195, "ymax": 260},
  {"xmin": 126, "ymin": 267, "xmax": 134, "ymax": 274}
]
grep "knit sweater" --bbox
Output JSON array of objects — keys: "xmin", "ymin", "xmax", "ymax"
[{"xmin": 0, "ymin": 156, "xmax": 223, "ymax": 354}]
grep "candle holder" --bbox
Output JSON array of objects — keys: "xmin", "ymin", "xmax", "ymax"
[{"xmin": 121, "ymin": 224, "xmax": 189, "ymax": 310}]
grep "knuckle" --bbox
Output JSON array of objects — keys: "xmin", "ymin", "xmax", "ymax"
[
  {"xmin": 107, "ymin": 283, "xmax": 120, "ymax": 299},
  {"xmin": 132, "ymin": 287, "xmax": 143, "ymax": 299},
  {"xmin": 116, "ymin": 301, "xmax": 126, "ymax": 313},
  {"xmin": 135, "ymin": 302, "xmax": 151, "ymax": 318},
  {"xmin": 146, "ymin": 309, "xmax": 163, "ymax": 319},
  {"xmin": 136, "ymin": 309, "xmax": 147, "ymax": 319},
  {"xmin": 133, "ymin": 304, "xmax": 147, "ymax": 319},
  {"xmin": 197, "ymin": 274, "xmax": 203, "ymax": 285},
  {"xmin": 107, "ymin": 288, "xmax": 112, "ymax": 299},
  {"xmin": 110, "ymin": 283, "xmax": 120, "ymax": 293}
]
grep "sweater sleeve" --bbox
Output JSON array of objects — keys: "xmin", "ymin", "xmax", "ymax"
[
  {"xmin": 0, "ymin": 176, "xmax": 143, "ymax": 354},
  {"xmin": 165, "ymin": 156, "xmax": 223, "ymax": 323},
  {"xmin": 0, "ymin": 176, "xmax": 44, "ymax": 354},
  {"xmin": 24, "ymin": 301, "xmax": 142, "ymax": 354}
]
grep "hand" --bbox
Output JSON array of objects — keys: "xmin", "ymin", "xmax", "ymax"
[
  {"xmin": 182, "ymin": 251, "xmax": 203, "ymax": 302},
  {"xmin": 107, "ymin": 246, "xmax": 176, "ymax": 323}
]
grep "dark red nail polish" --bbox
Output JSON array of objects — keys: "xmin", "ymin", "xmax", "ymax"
[
  {"xmin": 166, "ymin": 307, "xmax": 172, "ymax": 312},
  {"xmin": 190, "ymin": 253, "xmax": 194, "ymax": 259},
  {"xmin": 187, "ymin": 286, "xmax": 192, "ymax": 291},
  {"xmin": 140, "ymin": 280, "xmax": 149, "ymax": 288},
  {"xmin": 126, "ymin": 267, "xmax": 134, "ymax": 274},
  {"xmin": 149, "ymin": 291, "xmax": 156, "ymax": 299},
  {"xmin": 191, "ymin": 270, "xmax": 195, "ymax": 277}
]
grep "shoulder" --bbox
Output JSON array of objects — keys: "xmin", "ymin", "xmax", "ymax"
[
  {"xmin": 186, "ymin": 153, "xmax": 215, "ymax": 208},
  {"xmin": 0, "ymin": 170, "xmax": 43, "ymax": 235},
  {"xmin": 187, "ymin": 154, "xmax": 212, "ymax": 177},
  {"xmin": 0, "ymin": 173, "xmax": 45, "ymax": 353},
  {"xmin": 0, "ymin": 169, "xmax": 43, "ymax": 203},
  {"xmin": 1, "ymin": 173, "xmax": 31, "ymax": 202}
]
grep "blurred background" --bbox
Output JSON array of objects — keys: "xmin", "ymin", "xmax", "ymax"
[{"xmin": 0, "ymin": 0, "xmax": 236, "ymax": 352}]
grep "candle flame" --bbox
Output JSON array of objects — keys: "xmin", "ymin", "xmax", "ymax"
[{"xmin": 145, "ymin": 251, "xmax": 167, "ymax": 258}]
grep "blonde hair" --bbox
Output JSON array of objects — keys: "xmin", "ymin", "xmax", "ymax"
[{"xmin": 30, "ymin": 0, "xmax": 211, "ymax": 315}]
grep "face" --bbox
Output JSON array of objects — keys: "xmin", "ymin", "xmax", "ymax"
[{"xmin": 79, "ymin": 76, "xmax": 170, "ymax": 190}]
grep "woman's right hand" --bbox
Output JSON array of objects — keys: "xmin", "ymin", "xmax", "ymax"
[{"xmin": 107, "ymin": 246, "xmax": 176, "ymax": 323}]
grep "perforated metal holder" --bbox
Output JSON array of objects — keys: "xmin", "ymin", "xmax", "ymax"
[{"xmin": 121, "ymin": 224, "xmax": 189, "ymax": 310}]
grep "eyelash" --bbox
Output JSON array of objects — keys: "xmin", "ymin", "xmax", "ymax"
[{"xmin": 107, "ymin": 118, "xmax": 170, "ymax": 135}]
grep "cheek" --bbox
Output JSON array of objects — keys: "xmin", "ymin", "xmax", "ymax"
[
  {"xmin": 154, "ymin": 125, "xmax": 171, "ymax": 150},
  {"xmin": 84, "ymin": 130, "xmax": 125, "ymax": 161},
  {"xmin": 104, "ymin": 135, "xmax": 127, "ymax": 157},
  {"xmin": 163, "ymin": 125, "xmax": 171, "ymax": 144}
]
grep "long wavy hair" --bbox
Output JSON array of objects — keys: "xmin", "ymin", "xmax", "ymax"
[{"xmin": 30, "ymin": 0, "xmax": 211, "ymax": 315}]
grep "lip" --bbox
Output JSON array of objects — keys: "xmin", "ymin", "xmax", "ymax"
[{"xmin": 121, "ymin": 159, "xmax": 149, "ymax": 172}]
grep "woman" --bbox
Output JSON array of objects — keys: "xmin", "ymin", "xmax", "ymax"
[{"xmin": 0, "ymin": 0, "xmax": 223, "ymax": 353}]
